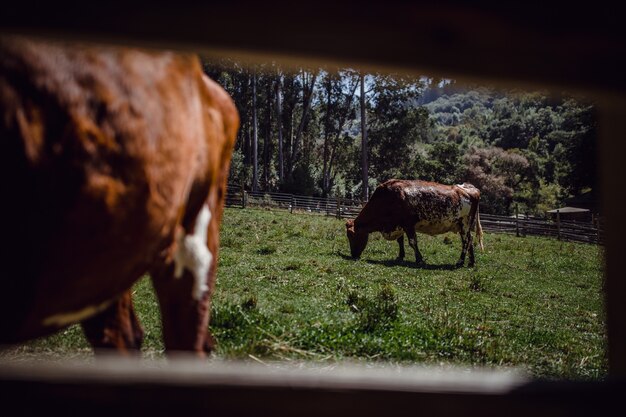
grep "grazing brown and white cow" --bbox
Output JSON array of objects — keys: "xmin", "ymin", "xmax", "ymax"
[
  {"xmin": 0, "ymin": 36, "xmax": 239, "ymax": 356},
  {"xmin": 346, "ymin": 179, "xmax": 484, "ymax": 267}
]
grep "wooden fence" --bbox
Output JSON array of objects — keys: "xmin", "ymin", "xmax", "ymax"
[
  {"xmin": 480, "ymin": 213, "xmax": 604, "ymax": 245},
  {"xmin": 226, "ymin": 185, "xmax": 604, "ymax": 245},
  {"xmin": 226, "ymin": 185, "xmax": 363, "ymax": 219}
]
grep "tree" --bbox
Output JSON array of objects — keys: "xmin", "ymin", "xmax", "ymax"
[
  {"xmin": 360, "ymin": 71, "xmax": 369, "ymax": 200},
  {"xmin": 201, "ymin": 58, "xmax": 597, "ymax": 209},
  {"xmin": 464, "ymin": 147, "xmax": 531, "ymax": 214},
  {"xmin": 287, "ymin": 69, "xmax": 319, "ymax": 180},
  {"xmin": 318, "ymin": 70, "xmax": 359, "ymax": 196},
  {"xmin": 420, "ymin": 141, "xmax": 464, "ymax": 184},
  {"xmin": 251, "ymin": 70, "xmax": 259, "ymax": 191},
  {"xmin": 366, "ymin": 73, "xmax": 427, "ymax": 182},
  {"xmin": 275, "ymin": 72, "xmax": 284, "ymax": 183},
  {"xmin": 263, "ymin": 72, "xmax": 273, "ymax": 189},
  {"xmin": 551, "ymin": 99, "xmax": 597, "ymax": 195}
]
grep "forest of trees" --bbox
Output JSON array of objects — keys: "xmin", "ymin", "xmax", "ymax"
[{"xmin": 202, "ymin": 59, "xmax": 597, "ymax": 216}]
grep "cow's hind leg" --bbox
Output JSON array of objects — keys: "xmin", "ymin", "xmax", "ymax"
[
  {"xmin": 397, "ymin": 236, "xmax": 405, "ymax": 261},
  {"xmin": 81, "ymin": 290, "xmax": 144, "ymax": 355},
  {"xmin": 405, "ymin": 226, "xmax": 424, "ymax": 266},
  {"xmin": 457, "ymin": 223, "xmax": 475, "ymax": 268},
  {"xmin": 456, "ymin": 231, "xmax": 467, "ymax": 268},
  {"xmin": 466, "ymin": 205, "xmax": 479, "ymax": 267},
  {"xmin": 467, "ymin": 224, "xmax": 476, "ymax": 267},
  {"xmin": 456, "ymin": 227, "xmax": 468, "ymax": 268}
]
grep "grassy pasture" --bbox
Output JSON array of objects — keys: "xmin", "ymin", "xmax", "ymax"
[{"xmin": 3, "ymin": 207, "xmax": 607, "ymax": 379}]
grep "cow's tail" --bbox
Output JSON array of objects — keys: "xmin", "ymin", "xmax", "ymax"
[{"xmin": 476, "ymin": 208, "xmax": 484, "ymax": 251}]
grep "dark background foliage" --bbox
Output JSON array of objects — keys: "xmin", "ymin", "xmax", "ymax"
[{"xmin": 204, "ymin": 60, "xmax": 597, "ymax": 216}]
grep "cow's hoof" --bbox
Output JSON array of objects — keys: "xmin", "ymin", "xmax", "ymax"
[
  {"xmin": 468, "ymin": 262, "xmax": 476, "ymax": 268},
  {"xmin": 455, "ymin": 260, "xmax": 465, "ymax": 268},
  {"xmin": 415, "ymin": 259, "xmax": 425, "ymax": 268}
]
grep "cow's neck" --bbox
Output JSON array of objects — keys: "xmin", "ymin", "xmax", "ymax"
[{"xmin": 354, "ymin": 218, "xmax": 378, "ymax": 234}]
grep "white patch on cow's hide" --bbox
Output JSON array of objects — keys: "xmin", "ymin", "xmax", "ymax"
[
  {"xmin": 381, "ymin": 227, "xmax": 404, "ymax": 241},
  {"xmin": 173, "ymin": 204, "xmax": 213, "ymax": 301},
  {"xmin": 460, "ymin": 196, "xmax": 471, "ymax": 218},
  {"xmin": 42, "ymin": 299, "xmax": 113, "ymax": 328},
  {"xmin": 456, "ymin": 183, "xmax": 473, "ymax": 191}
]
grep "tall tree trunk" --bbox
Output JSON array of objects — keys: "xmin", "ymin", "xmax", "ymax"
[
  {"xmin": 325, "ymin": 75, "xmax": 359, "ymax": 196},
  {"xmin": 288, "ymin": 70, "xmax": 318, "ymax": 177},
  {"xmin": 240, "ymin": 73, "xmax": 250, "ymax": 167},
  {"xmin": 360, "ymin": 72, "xmax": 369, "ymax": 201},
  {"xmin": 252, "ymin": 71, "xmax": 259, "ymax": 192},
  {"xmin": 264, "ymin": 75, "xmax": 272, "ymax": 190},
  {"xmin": 276, "ymin": 74, "xmax": 284, "ymax": 184},
  {"xmin": 285, "ymin": 75, "xmax": 294, "ymax": 181},
  {"xmin": 245, "ymin": 119, "xmax": 251, "ymax": 167},
  {"xmin": 322, "ymin": 75, "xmax": 332, "ymax": 197}
]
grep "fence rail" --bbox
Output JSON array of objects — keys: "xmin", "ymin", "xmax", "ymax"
[
  {"xmin": 226, "ymin": 185, "xmax": 363, "ymax": 218},
  {"xmin": 480, "ymin": 213, "xmax": 604, "ymax": 245},
  {"xmin": 226, "ymin": 185, "xmax": 604, "ymax": 245}
]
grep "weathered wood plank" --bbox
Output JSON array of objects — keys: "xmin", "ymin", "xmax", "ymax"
[{"xmin": 0, "ymin": 359, "xmax": 622, "ymax": 417}]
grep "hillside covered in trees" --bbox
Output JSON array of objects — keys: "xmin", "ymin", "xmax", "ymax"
[{"xmin": 203, "ymin": 60, "xmax": 597, "ymax": 216}]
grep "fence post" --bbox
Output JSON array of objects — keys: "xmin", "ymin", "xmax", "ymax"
[
  {"xmin": 241, "ymin": 183, "xmax": 246, "ymax": 209},
  {"xmin": 556, "ymin": 209, "xmax": 561, "ymax": 240},
  {"xmin": 290, "ymin": 195, "xmax": 294, "ymax": 213},
  {"xmin": 336, "ymin": 197, "xmax": 340, "ymax": 219},
  {"xmin": 515, "ymin": 204, "xmax": 520, "ymax": 237},
  {"xmin": 594, "ymin": 214, "xmax": 601, "ymax": 244}
]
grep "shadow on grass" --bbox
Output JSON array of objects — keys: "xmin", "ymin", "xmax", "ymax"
[
  {"xmin": 337, "ymin": 251, "xmax": 459, "ymax": 270},
  {"xmin": 337, "ymin": 252, "xmax": 356, "ymax": 261},
  {"xmin": 365, "ymin": 258, "xmax": 459, "ymax": 270}
]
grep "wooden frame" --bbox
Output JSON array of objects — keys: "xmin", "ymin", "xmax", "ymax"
[
  {"xmin": 1, "ymin": 1, "xmax": 624, "ymax": 414},
  {"xmin": 0, "ymin": 358, "xmax": 624, "ymax": 417}
]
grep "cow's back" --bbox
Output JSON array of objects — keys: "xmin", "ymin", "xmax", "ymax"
[
  {"xmin": 0, "ymin": 36, "xmax": 235, "ymax": 341},
  {"xmin": 357, "ymin": 179, "xmax": 469, "ymax": 234}
]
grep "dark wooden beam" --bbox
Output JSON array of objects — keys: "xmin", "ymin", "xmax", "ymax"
[
  {"xmin": 598, "ymin": 96, "xmax": 626, "ymax": 376},
  {"xmin": 0, "ymin": 360, "xmax": 623, "ymax": 417},
  {"xmin": 0, "ymin": 0, "xmax": 624, "ymax": 385},
  {"xmin": 1, "ymin": 2, "xmax": 625, "ymax": 94}
]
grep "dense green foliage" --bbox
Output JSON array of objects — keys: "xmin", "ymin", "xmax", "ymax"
[
  {"xmin": 203, "ymin": 60, "xmax": 597, "ymax": 216},
  {"xmin": 4, "ymin": 208, "xmax": 606, "ymax": 380},
  {"xmin": 424, "ymin": 86, "xmax": 597, "ymax": 214}
]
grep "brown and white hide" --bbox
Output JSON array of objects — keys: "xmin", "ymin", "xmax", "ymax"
[
  {"xmin": 0, "ymin": 36, "xmax": 239, "ymax": 356},
  {"xmin": 346, "ymin": 179, "xmax": 484, "ymax": 267}
]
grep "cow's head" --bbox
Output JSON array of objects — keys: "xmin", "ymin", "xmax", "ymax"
[{"xmin": 345, "ymin": 219, "xmax": 368, "ymax": 259}]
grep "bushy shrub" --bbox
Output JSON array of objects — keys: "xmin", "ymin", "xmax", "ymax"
[{"xmin": 346, "ymin": 284, "xmax": 399, "ymax": 332}]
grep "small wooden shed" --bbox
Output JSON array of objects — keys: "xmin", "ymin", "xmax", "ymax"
[{"xmin": 547, "ymin": 206, "xmax": 592, "ymax": 222}]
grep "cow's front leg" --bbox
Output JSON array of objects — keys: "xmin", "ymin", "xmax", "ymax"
[
  {"xmin": 151, "ymin": 203, "xmax": 216, "ymax": 356},
  {"xmin": 396, "ymin": 236, "xmax": 405, "ymax": 261},
  {"xmin": 405, "ymin": 226, "xmax": 424, "ymax": 266},
  {"xmin": 151, "ymin": 265, "xmax": 215, "ymax": 356},
  {"xmin": 81, "ymin": 290, "xmax": 144, "ymax": 355}
]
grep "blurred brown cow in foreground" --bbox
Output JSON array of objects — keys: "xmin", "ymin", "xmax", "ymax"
[{"xmin": 0, "ymin": 36, "xmax": 239, "ymax": 356}]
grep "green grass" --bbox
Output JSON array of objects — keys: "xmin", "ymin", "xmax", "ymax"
[{"xmin": 2, "ymin": 207, "xmax": 607, "ymax": 379}]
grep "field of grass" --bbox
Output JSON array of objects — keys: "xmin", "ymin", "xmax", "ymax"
[{"xmin": 3, "ymin": 207, "xmax": 607, "ymax": 379}]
